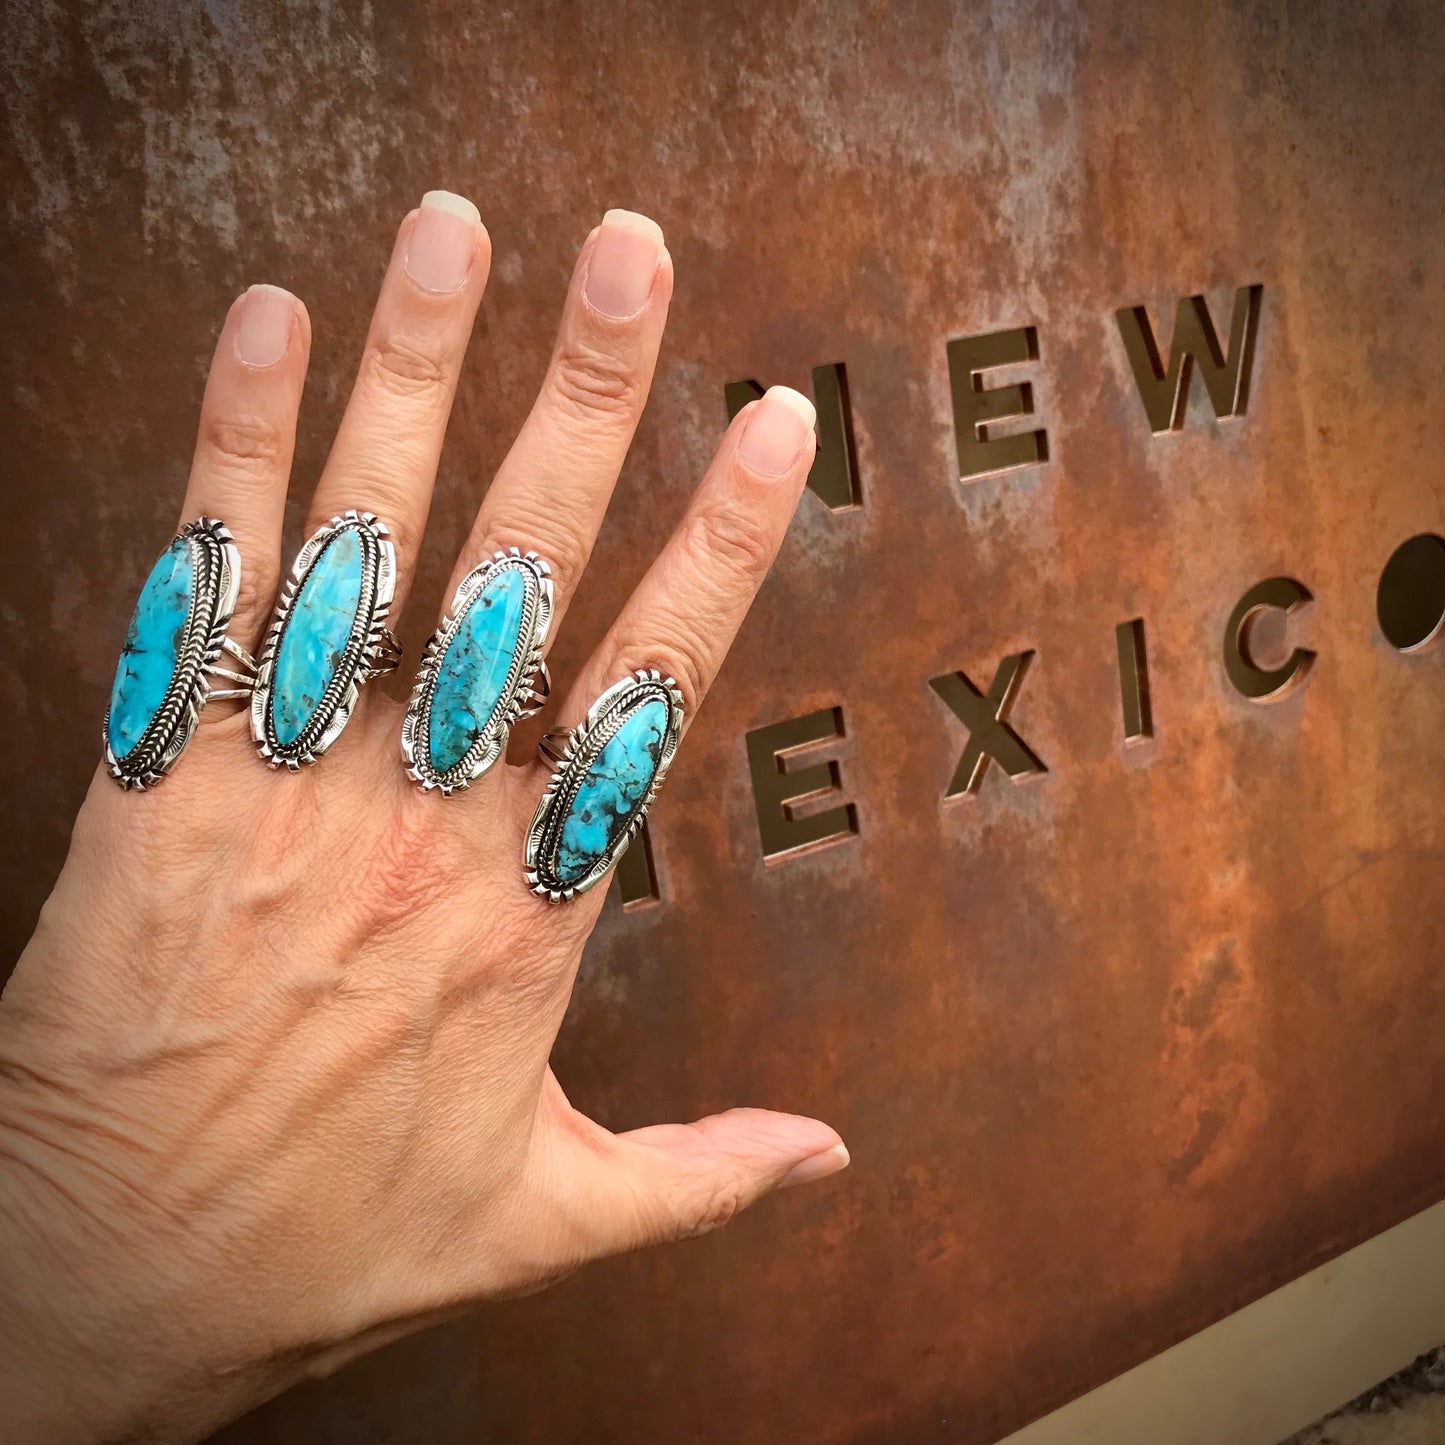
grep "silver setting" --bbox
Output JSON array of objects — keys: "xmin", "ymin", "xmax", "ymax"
[
  {"xmin": 524, "ymin": 669, "xmax": 684, "ymax": 902},
  {"xmin": 526, "ymin": 658, "xmax": 553, "ymax": 718},
  {"xmin": 402, "ymin": 549, "xmax": 554, "ymax": 795},
  {"xmin": 364, "ymin": 627, "xmax": 404, "ymax": 681},
  {"xmin": 252, "ymin": 510, "xmax": 397, "ymax": 769},
  {"xmin": 536, "ymin": 720, "xmax": 574, "ymax": 769},
  {"xmin": 104, "ymin": 516, "xmax": 242, "ymax": 790},
  {"xmin": 202, "ymin": 636, "xmax": 259, "ymax": 701}
]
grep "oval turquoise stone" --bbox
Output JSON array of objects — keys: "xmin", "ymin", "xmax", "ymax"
[
  {"xmin": 107, "ymin": 537, "xmax": 196, "ymax": 760},
  {"xmin": 555, "ymin": 697, "xmax": 669, "ymax": 886},
  {"xmin": 427, "ymin": 567, "xmax": 529, "ymax": 773},
  {"xmin": 270, "ymin": 528, "xmax": 365, "ymax": 747}
]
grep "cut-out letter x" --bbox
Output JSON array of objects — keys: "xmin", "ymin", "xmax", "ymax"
[{"xmin": 929, "ymin": 651, "xmax": 1047, "ymax": 797}]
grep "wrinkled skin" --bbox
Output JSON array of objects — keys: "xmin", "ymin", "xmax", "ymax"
[{"xmin": 0, "ymin": 198, "xmax": 845, "ymax": 1445}]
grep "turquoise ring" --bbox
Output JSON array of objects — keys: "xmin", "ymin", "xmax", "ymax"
[
  {"xmin": 402, "ymin": 549, "xmax": 554, "ymax": 794},
  {"xmin": 252, "ymin": 511, "xmax": 399, "ymax": 769},
  {"xmin": 524, "ymin": 669, "xmax": 684, "ymax": 901},
  {"xmin": 104, "ymin": 516, "xmax": 256, "ymax": 790}
]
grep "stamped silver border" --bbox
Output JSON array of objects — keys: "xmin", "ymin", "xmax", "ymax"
[
  {"xmin": 104, "ymin": 517, "xmax": 241, "ymax": 791},
  {"xmin": 402, "ymin": 549, "xmax": 554, "ymax": 795},
  {"xmin": 252, "ymin": 510, "xmax": 396, "ymax": 769},
  {"xmin": 524, "ymin": 669, "xmax": 684, "ymax": 902}
]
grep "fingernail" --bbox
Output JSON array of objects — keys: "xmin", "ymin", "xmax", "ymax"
[
  {"xmin": 234, "ymin": 284, "xmax": 295, "ymax": 368},
  {"xmin": 780, "ymin": 1142, "xmax": 850, "ymax": 1190},
  {"xmin": 405, "ymin": 190, "xmax": 481, "ymax": 295},
  {"xmin": 738, "ymin": 385, "xmax": 816, "ymax": 478},
  {"xmin": 584, "ymin": 209, "xmax": 663, "ymax": 319}
]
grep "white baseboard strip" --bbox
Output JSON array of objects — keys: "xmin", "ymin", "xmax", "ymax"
[{"xmin": 995, "ymin": 1199, "xmax": 1445, "ymax": 1445}]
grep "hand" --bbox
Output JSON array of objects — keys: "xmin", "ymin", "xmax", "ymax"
[{"xmin": 0, "ymin": 194, "xmax": 846, "ymax": 1445}]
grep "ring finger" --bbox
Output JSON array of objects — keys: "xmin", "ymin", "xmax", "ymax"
[{"xmin": 303, "ymin": 190, "xmax": 492, "ymax": 621}]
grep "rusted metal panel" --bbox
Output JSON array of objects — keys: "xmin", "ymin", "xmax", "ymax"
[{"xmin": 3, "ymin": 3, "xmax": 1443, "ymax": 1442}]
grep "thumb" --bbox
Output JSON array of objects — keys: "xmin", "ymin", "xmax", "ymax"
[{"xmin": 547, "ymin": 1105, "xmax": 849, "ymax": 1259}]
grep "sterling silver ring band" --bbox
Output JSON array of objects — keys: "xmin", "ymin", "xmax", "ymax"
[
  {"xmin": 104, "ymin": 516, "xmax": 256, "ymax": 790},
  {"xmin": 525, "ymin": 669, "xmax": 684, "ymax": 901},
  {"xmin": 252, "ymin": 510, "xmax": 400, "ymax": 769}
]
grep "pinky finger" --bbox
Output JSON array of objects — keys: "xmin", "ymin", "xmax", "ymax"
[
  {"xmin": 528, "ymin": 384, "xmax": 817, "ymax": 774},
  {"xmin": 178, "ymin": 284, "xmax": 310, "ymax": 654},
  {"xmin": 512, "ymin": 385, "xmax": 814, "ymax": 905}
]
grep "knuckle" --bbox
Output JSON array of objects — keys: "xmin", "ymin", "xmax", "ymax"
[
  {"xmin": 483, "ymin": 507, "xmax": 592, "ymax": 587},
  {"xmin": 358, "ymin": 803, "xmax": 453, "ymax": 928},
  {"xmin": 314, "ymin": 466, "xmax": 419, "ymax": 559},
  {"xmin": 548, "ymin": 338, "xmax": 640, "ymax": 422},
  {"xmin": 676, "ymin": 1175, "xmax": 746, "ymax": 1240},
  {"xmin": 423, "ymin": 840, "xmax": 577, "ymax": 1005},
  {"xmin": 610, "ymin": 621, "xmax": 710, "ymax": 715},
  {"xmin": 684, "ymin": 503, "xmax": 777, "ymax": 582},
  {"xmin": 227, "ymin": 571, "xmax": 272, "ymax": 634},
  {"xmin": 490, "ymin": 948, "xmax": 572, "ymax": 1014},
  {"xmin": 237, "ymin": 784, "xmax": 324, "ymax": 888},
  {"xmin": 200, "ymin": 414, "xmax": 287, "ymax": 474},
  {"xmin": 363, "ymin": 334, "xmax": 454, "ymax": 402},
  {"xmin": 454, "ymin": 918, "xmax": 574, "ymax": 1015}
]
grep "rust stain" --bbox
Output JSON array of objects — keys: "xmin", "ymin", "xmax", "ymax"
[{"xmin": 3, "ymin": 2, "xmax": 1445, "ymax": 1444}]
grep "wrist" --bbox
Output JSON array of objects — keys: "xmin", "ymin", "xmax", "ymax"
[
  {"xmin": 0, "ymin": 1166, "xmax": 131, "ymax": 1444},
  {"xmin": 0, "ymin": 1096, "xmax": 263, "ymax": 1445}
]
